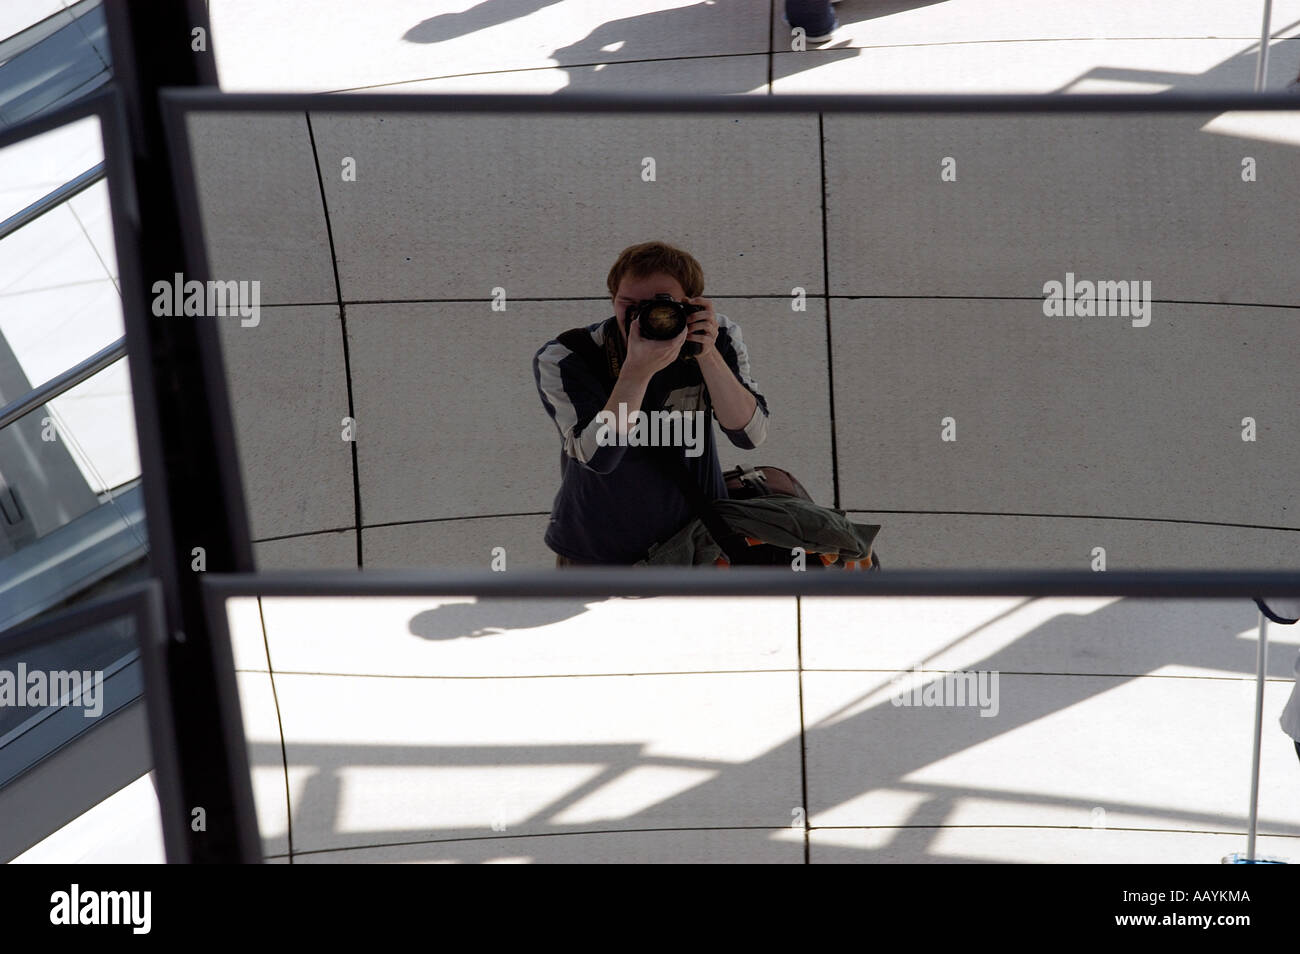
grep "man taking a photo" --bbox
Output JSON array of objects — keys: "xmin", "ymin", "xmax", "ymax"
[{"xmin": 533, "ymin": 241, "xmax": 769, "ymax": 565}]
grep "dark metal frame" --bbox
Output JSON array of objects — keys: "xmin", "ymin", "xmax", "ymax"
[
  {"xmin": 0, "ymin": 162, "xmax": 105, "ymax": 241},
  {"xmin": 202, "ymin": 568, "xmax": 1300, "ymax": 600},
  {"xmin": 0, "ymin": 87, "xmax": 109, "ymax": 151},
  {"xmin": 96, "ymin": 0, "xmax": 261, "ymax": 864},
  {"xmin": 0, "ymin": 337, "xmax": 126, "ymax": 431},
  {"xmin": 158, "ymin": 89, "xmax": 1300, "ymax": 114}
]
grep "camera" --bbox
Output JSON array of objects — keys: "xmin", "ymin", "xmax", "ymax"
[{"xmin": 625, "ymin": 293, "xmax": 706, "ymax": 358}]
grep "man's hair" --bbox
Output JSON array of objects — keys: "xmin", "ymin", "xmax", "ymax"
[{"xmin": 606, "ymin": 241, "xmax": 704, "ymax": 300}]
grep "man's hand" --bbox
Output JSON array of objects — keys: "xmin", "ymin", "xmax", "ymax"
[
  {"xmin": 683, "ymin": 297, "xmax": 719, "ymax": 360},
  {"xmin": 622, "ymin": 317, "xmax": 688, "ymax": 379},
  {"xmin": 690, "ymin": 303, "xmax": 758, "ymax": 433}
]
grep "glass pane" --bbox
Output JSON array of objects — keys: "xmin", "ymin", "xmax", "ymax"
[
  {"xmin": 0, "ymin": 613, "xmax": 137, "ymax": 785},
  {"xmin": 0, "ymin": 0, "xmax": 110, "ymax": 132},
  {"xmin": 0, "ymin": 112, "xmax": 146, "ymax": 635},
  {"xmin": 0, "ymin": 598, "xmax": 162, "ymax": 863},
  {"xmin": 0, "ymin": 379, "xmax": 146, "ymax": 633},
  {"xmin": 0, "ymin": 119, "xmax": 121, "ymax": 378},
  {"xmin": 178, "ymin": 106, "xmax": 1300, "ymax": 574}
]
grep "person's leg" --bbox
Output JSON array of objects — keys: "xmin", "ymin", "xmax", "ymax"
[{"xmin": 784, "ymin": 0, "xmax": 837, "ymax": 39}]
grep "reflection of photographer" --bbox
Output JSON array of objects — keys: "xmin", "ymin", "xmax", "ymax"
[{"xmin": 533, "ymin": 242, "xmax": 769, "ymax": 565}]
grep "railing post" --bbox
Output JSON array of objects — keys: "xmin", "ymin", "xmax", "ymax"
[
  {"xmin": 1246, "ymin": 609, "xmax": 1268, "ymax": 860},
  {"xmin": 1254, "ymin": 0, "xmax": 1274, "ymax": 92}
]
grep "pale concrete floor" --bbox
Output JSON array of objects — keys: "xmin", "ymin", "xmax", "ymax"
[
  {"xmin": 234, "ymin": 594, "xmax": 1300, "ymax": 863},
  {"xmin": 204, "ymin": 0, "xmax": 1300, "ymax": 95},
  {"xmin": 15, "ymin": 1, "xmax": 1300, "ymax": 864}
]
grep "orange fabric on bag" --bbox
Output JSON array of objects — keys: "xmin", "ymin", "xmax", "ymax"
[{"xmin": 724, "ymin": 533, "xmax": 873, "ymax": 571}]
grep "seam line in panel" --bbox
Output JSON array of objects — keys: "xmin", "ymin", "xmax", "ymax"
[{"xmin": 305, "ymin": 110, "xmax": 364, "ymax": 568}]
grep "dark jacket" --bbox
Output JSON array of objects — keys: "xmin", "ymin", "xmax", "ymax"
[{"xmin": 534, "ymin": 313, "xmax": 770, "ymax": 564}]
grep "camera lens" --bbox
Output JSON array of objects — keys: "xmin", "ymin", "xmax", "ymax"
[{"xmin": 641, "ymin": 302, "xmax": 683, "ymax": 338}]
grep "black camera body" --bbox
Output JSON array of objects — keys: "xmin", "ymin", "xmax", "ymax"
[{"xmin": 625, "ymin": 293, "xmax": 706, "ymax": 359}]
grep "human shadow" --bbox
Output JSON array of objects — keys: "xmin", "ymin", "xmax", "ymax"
[
  {"xmin": 496, "ymin": 0, "xmax": 950, "ymax": 93},
  {"xmin": 403, "ymin": 0, "xmax": 568, "ymax": 46},
  {"xmin": 408, "ymin": 596, "xmax": 606, "ymax": 640}
]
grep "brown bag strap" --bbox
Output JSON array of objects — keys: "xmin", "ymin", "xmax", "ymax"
[{"xmin": 724, "ymin": 465, "xmax": 812, "ymax": 502}]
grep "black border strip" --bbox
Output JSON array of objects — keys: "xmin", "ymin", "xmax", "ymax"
[
  {"xmin": 203, "ymin": 569, "xmax": 1300, "ymax": 599},
  {"xmin": 158, "ymin": 89, "xmax": 1300, "ymax": 113}
]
